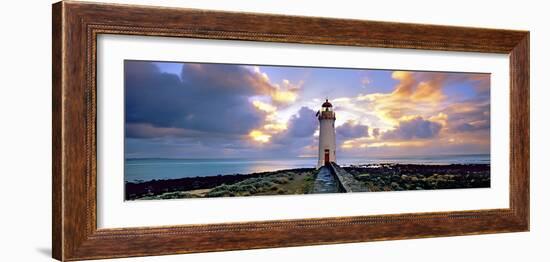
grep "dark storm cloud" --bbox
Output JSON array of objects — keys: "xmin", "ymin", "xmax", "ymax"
[
  {"xmin": 382, "ymin": 116, "xmax": 442, "ymax": 140},
  {"xmin": 125, "ymin": 61, "xmax": 272, "ymax": 137},
  {"xmin": 270, "ymin": 106, "xmax": 318, "ymax": 151},
  {"xmin": 285, "ymin": 107, "xmax": 318, "ymax": 138},
  {"xmin": 336, "ymin": 121, "xmax": 369, "ymax": 140},
  {"xmin": 444, "ymin": 101, "xmax": 490, "ymax": 134}
]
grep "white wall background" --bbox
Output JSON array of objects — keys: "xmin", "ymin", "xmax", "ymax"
[{"xmin": 0, "ymin": 0, "xmax": 546, "ymax": 261}]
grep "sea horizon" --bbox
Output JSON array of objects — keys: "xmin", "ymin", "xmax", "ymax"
[
  {"xmin": 126, "ymin": 153, "xmax": 490, "ymax": 160},
  {"xmin": 124, "ymin": 153, "xmax": 490, "ymax": 182}
]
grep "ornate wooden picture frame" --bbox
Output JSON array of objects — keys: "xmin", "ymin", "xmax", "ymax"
[{"xmin": 52, "ymin": 1, "xmax": 529, "ymax": 261}]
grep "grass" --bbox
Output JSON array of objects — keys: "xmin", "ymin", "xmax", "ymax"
[
  {"xmin": 132, "ymin": 168, "xmax": 317, "ymax": 200},
  {"xmin": 204, "ymin": 170, "xmax": 315, "ymax": 198}
]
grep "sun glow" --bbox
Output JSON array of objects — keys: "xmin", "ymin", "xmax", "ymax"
[
  {"xmin": 249, "ymin": 130, "xmax": 271, "ymax": 143},
  {"xmin": 272, "ymin": 90, "xmax": 297, "ymax": 103},
  {"xmin": 264, "ymin": 122, "xmax": 287, "ymax": 131},
  {"xmin": 252, "ymin": 100, "xmax": 277, "ymax": 113}
]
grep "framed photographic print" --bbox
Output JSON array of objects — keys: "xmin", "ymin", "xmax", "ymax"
[{"xmin": 52, "ymin": 1, "xmax": 529, "ymax": 261}]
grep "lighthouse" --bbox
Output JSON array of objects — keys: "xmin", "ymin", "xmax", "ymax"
[{"xmin": 317, "ymin": 99, "xmax": 336, "ymax": 168}]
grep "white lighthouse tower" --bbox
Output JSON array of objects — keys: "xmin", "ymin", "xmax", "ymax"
[{"xmin": 317, "ymin": 99, "xmax": 337, "ymax": 168}]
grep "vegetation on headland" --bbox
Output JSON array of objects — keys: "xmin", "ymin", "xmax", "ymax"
[
  {"xmin": 125, "ymin": 164, "xmax": 490, "ymax": 200},
  {"xmin": 205, "ymin": 170, "xmax": 315, "ymax": 198},
  {"xmin": 126, "ymin": 168, "xmax": 316, "ymax": 200}
]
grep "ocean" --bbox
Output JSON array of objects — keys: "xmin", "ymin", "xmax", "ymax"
[{"xmin": 124, "ymin": 154, "xmax": 490, "ymax": 182}]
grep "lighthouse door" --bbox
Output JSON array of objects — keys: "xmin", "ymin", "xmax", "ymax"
[{"xmin": 324, "ymin": 149, "xmax": 330, "ymax": 166}]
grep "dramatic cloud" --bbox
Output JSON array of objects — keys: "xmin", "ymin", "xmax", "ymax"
[
  {"xmin": 336, "ymin": 121, "xmax": 369, "ymax": 140},
  {"xmin": 444, "ymin": 101, "xmax": 490, "ymax": 135},
  {"xmin": 382, "ymin": 116, "xmax": 443, "ymax": 140},
  {"xmin": 354, "ymin": 71, "xmax": 448, "ymax": 125},
  {"xmin": 354, "ymin": 71, "xmax": 491, "ymax": 126},
  {"xmin": 126, "ymin": 62, "xmax": 260, "ymax": 135},
  {"xmin": 271, "ymin": 107, "xmax": 317, "ymax": 145},
  {"xmin": 226, "ymin": 106, "xmax": 321, "ymax": 158},
  {"xmin": 286, "ymin": 107, "xmax": 318, "ymax": 138},
  {"xmin": 390, "ymin": 71, "xmax": 445, "ymax": 102},
  {"xmin": 125, "ymin": 61, "xmax": 491, "ymax": 159},
  {"xmin": 324, "ymin": 70, "xmax": 490, "ymax": 157},
  {"xmin": 125, "ymin": 62, "xmax": 303, "ymax": 139}
]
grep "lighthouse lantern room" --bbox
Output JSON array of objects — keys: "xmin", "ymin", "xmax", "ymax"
[{"xmin": 316, "ymin": 99, "xmax": 336, "ymax": 168}]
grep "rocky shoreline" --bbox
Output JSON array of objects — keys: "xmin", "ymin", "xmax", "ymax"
[
  {"xmin": 125, "ymin": 163, "xmax": 490, "ymax": 200},
  {"xmin": 344, "ymin": 163, "xmax": 490, "ymax": 191}
]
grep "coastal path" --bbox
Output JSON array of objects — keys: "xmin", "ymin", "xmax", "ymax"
[
  {"xmin": 312, "ymin": 166, "xmax": 341, "ymax": 193},
  {"xmin": 312, "ymin": 163, "xmax": 369, "ymax": 194}
]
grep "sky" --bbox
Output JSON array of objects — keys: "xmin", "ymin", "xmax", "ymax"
[{"xmin": 124, "ymin": 60, "xmax": 490, "ymax": 159}]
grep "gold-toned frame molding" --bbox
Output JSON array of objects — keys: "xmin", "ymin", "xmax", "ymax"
[{"xmin": 52, "ymin": 1, "xmax": 529, "ymax": 261}]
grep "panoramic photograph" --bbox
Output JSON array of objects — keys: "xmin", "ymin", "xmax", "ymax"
[{"xmin": 124, "ymin": 60, "xmax": 491, "ymax": 200}]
